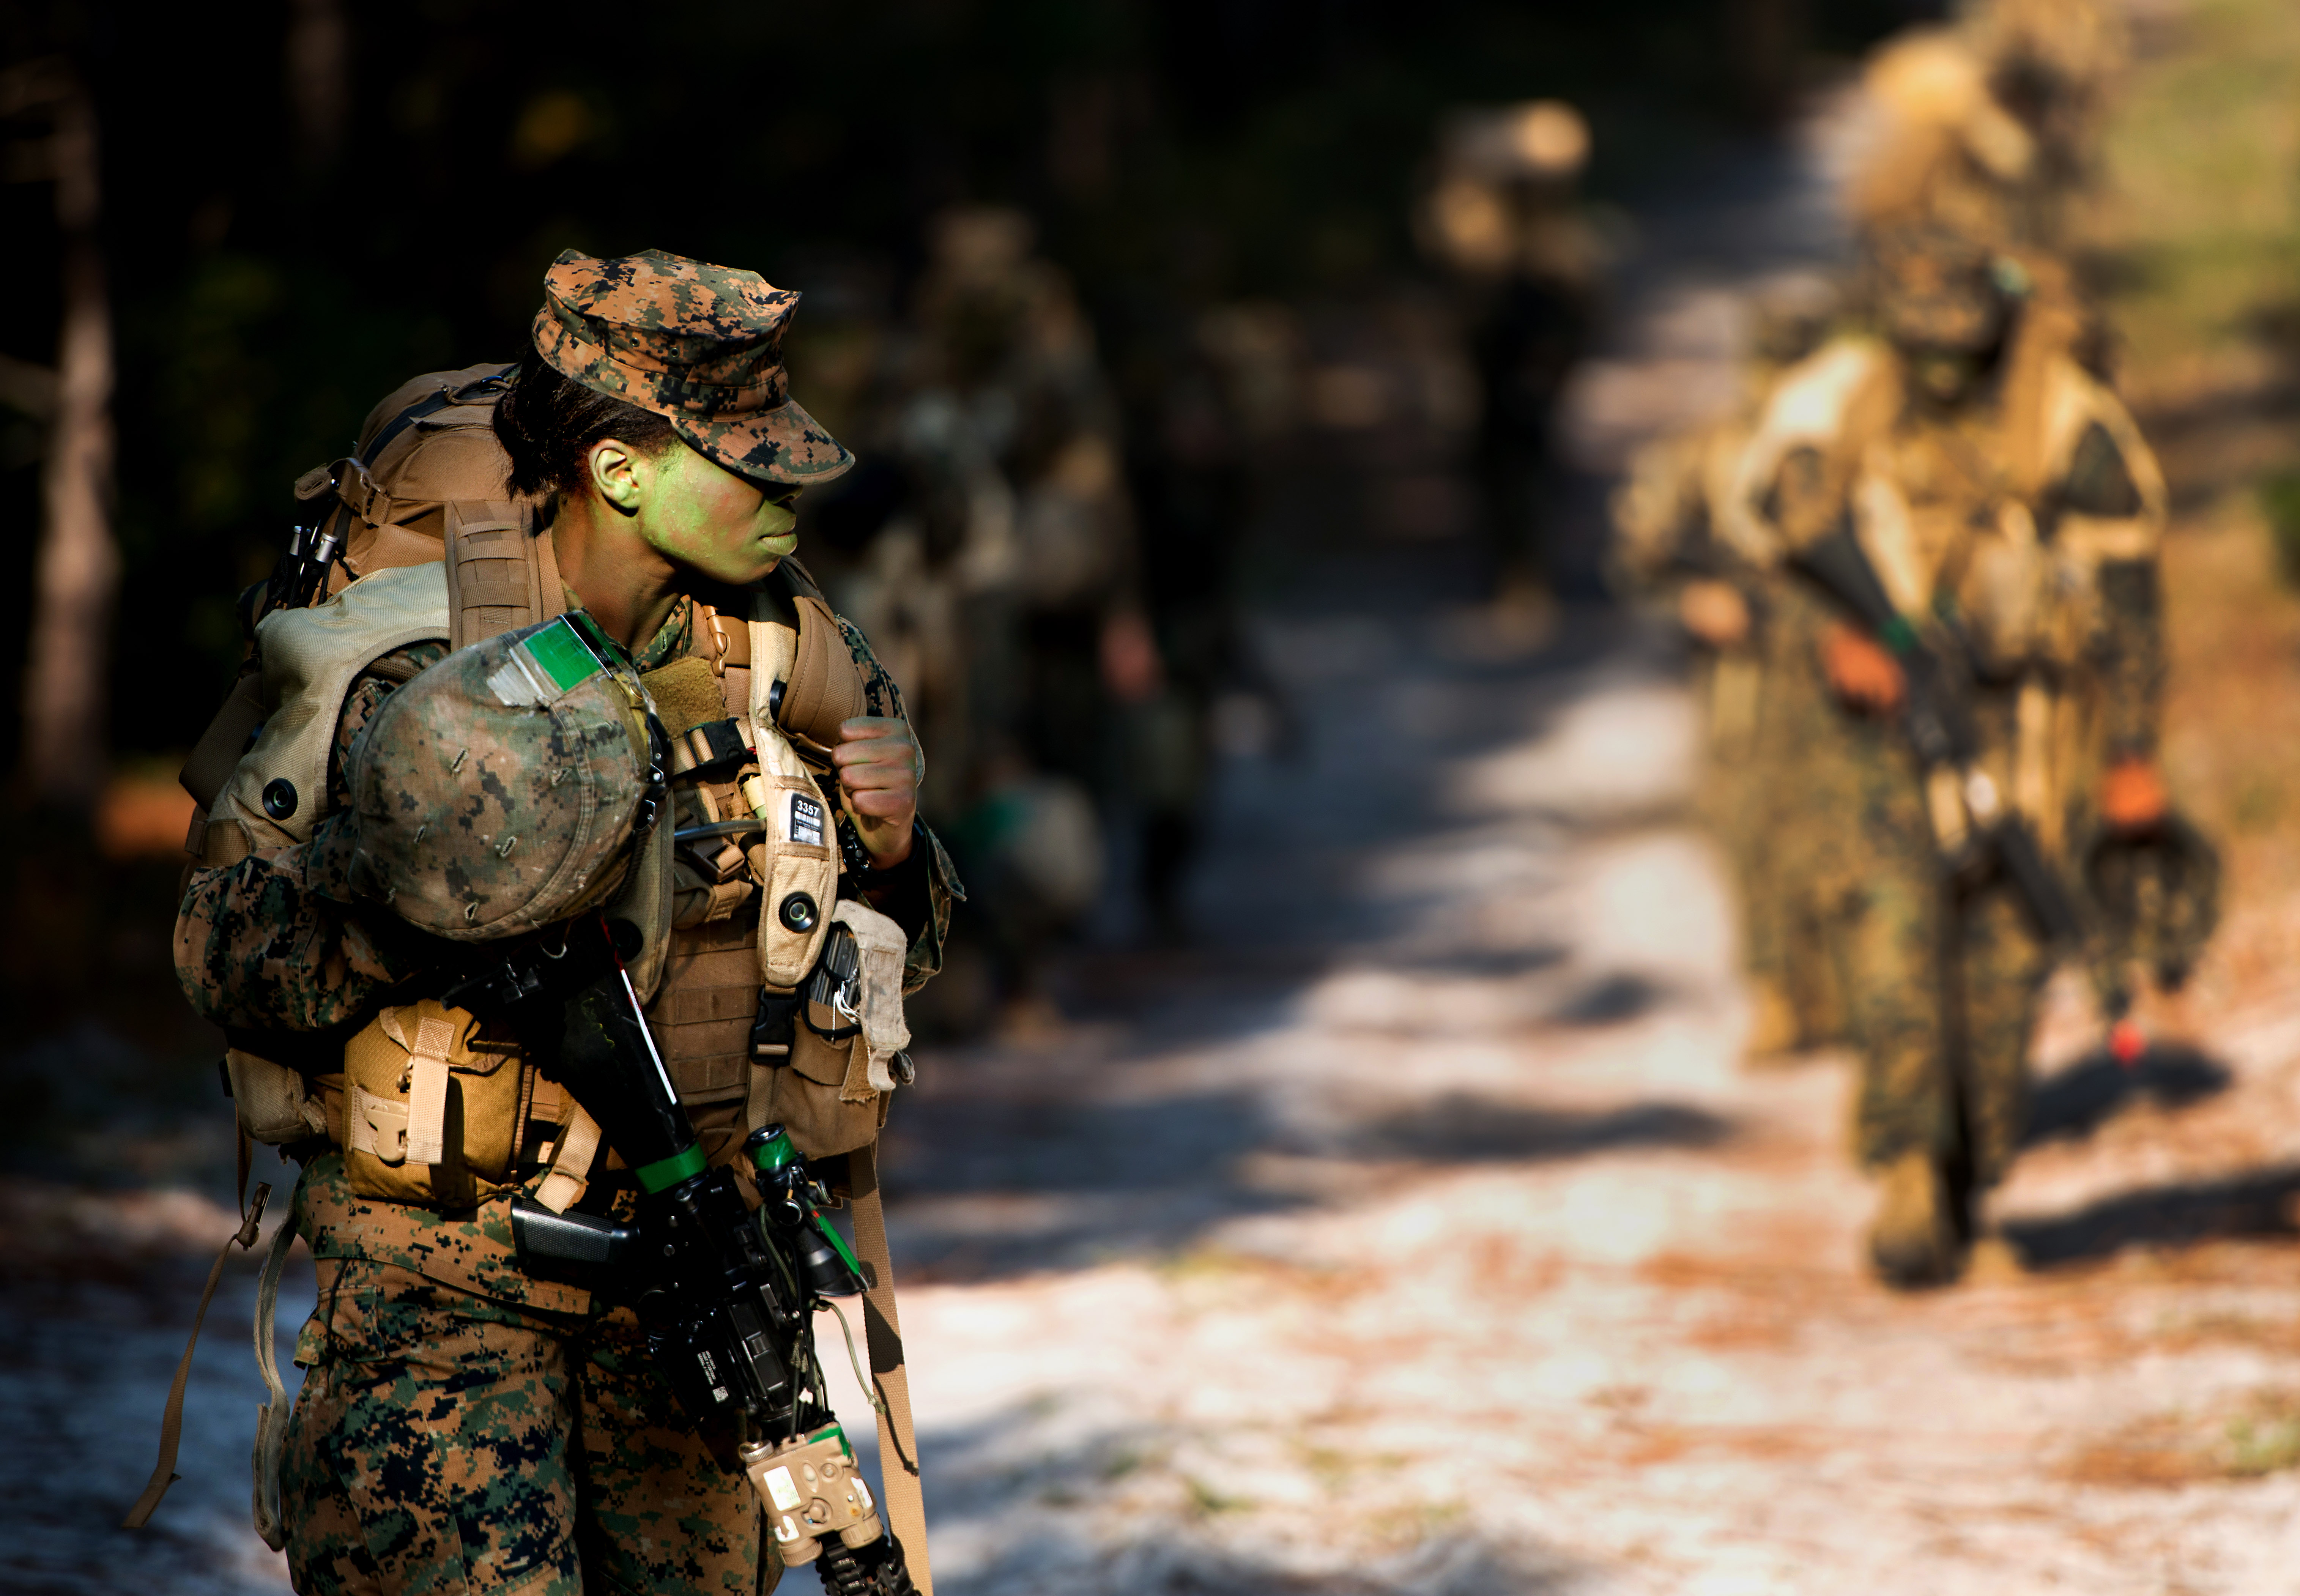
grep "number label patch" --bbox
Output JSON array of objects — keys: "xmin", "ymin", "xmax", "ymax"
[{"xmin": 789, "ymin": 793, "xmax": 824, "ymax": 847}]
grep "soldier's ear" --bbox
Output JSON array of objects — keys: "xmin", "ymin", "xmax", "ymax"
[{"xmin": 588, "ymin": 439, "xmax": 644, "ymax": 512}]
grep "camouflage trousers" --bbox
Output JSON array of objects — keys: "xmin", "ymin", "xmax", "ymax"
[
  {"xmin": 1760, "ymin": 632, "xmax": 2048, "ymax": 1191},
  {"xmin": 1787, "ymin": 792, "xmax": 2051, "ymax": 1191},
  {"xmin": 1699, "ymin": 653, "xmax": 1844, "ymax": 1050},
  {"xmin": 283, "ymin": 1259, "xmax": 774, "ymax": 1596}
]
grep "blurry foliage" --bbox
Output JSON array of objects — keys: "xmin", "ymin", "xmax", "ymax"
[
  {"xmin": 2224, "ymin": 1396, "xmax": 2300, "ymax": 1478},
  {"xmin": 2262, "ymin": 470, "xmax": 2300, "ymax": 587},
  {"xmin": 0, "ymin": 0, "xmax": 1933, "ymax": 765},
  {"xmin": 2084, "ymin": 0, "xmax": 2300, "ymax": 385}
]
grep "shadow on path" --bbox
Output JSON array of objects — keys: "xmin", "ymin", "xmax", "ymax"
[
  {"xmin": 2023, "ymin": 1041, "xmax": 2234, "ymax": 1147},
  {"xmin": 2005, "ymin": 1164, "xmax": 2300, "ymax": 1268},
  {"xmin": 884, "ymin": 1083, "xmax": 1732, "ymax": 1282},
  {"xmin": 1347, "ymin": 1094, "xmax": 1730, "ymax": 1163}
]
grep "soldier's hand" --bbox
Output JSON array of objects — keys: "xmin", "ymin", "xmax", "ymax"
[
  {"xmin": 1821, "ymin": 622, "xmax": 1905, "ymax": 714},
  {"xmin": 2100, "ymin": 756, "xmax": 2169, "ymax": 833},
  {"xmin": 831, "ymin": 716, "xmax": 919, "ymax": 866},
  {"xmin": 1678, "ymin": 580, "xmax": 1751, "ymax": 648}
]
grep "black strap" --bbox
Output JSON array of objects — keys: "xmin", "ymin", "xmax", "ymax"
[{"xmin": 356, "ymin": 362, "xmax": 516, "ymax": 469}]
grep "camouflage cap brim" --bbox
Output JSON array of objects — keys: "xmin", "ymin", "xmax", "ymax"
[
  {"xmin": 533, "ymin": 247, "xmax": 854, "ymax": 489},
  {"xmin": 674, "ymin": 394, "xmax": 855, "ymax": 488}
]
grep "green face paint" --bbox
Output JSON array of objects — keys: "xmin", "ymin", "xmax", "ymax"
[{"xmin": 633, "ymin": 440, "xmax": 801, "ymax": 586}]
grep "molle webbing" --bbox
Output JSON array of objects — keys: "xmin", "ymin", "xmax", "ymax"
[
  {"xmin": 445, "ymin": 503, "xmax": 565, "ymax": 650},
  {"xmin": 656, "ymin": 915, "xmax": 761, "ymax": 1103}
]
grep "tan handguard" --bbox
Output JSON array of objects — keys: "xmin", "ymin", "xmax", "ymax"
[{"xmin": 741, "ymin": 1424, "xmax": 885, "ymax": 1568}]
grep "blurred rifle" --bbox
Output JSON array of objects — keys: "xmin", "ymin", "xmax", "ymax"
[{"xmin": 1788, "ymin": 526, "xmax": 2123, "ymax": 1011}]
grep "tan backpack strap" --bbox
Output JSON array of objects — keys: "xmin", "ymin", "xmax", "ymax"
[
  {"xmin": 851, "ymin": 1140, "xmax": 933, "ymax": 1595},
  {"xmin": 122, "ymin": 1174, "xmax": 273, "ymax": 1530},
  {"xmin": 444, "ymin": 502, "xmax": 562, "ymax": 651},
  {"xmin": 533, "ymin": 1103, "xmax": 603, "ymax": 1213},
  {"xmin": 249, "ymin": 1181, "xmax": 302, "ymax": 1550},
  {"xmin": 331, "ymin": 457, "xmax": 393, "ymax": 528},
  {"xmin": 403, "ymin": 1013, "xmax": 458, "ymax": 1167},
  {"xmin": 778, "ymin": 595, "xmax": 868, "ymax": 755}
]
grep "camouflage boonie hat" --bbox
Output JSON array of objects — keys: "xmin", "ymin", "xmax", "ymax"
[
  {"xmin": 1862, "ymin": 222, "xmax": 2011, "ymax": 355},
  {"xmin": 534, "ymin": 247, "xmax": 855, "ymax": 488},
  {"xmin": 347, "ymin": 613, "xmax": 665, "ymax": 942}
]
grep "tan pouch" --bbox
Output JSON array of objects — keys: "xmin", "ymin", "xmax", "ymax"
[
  {"xmin": 340, "ymin": 999, "xmax": 525, "ymax": 1205},
  {"xmin": 225, "ymin": 1049, "xmax": 330, "ymax": 1145},
  {"xmin": 753, "ymin": 1022, "xmax": 888, "ymax": 1159}
]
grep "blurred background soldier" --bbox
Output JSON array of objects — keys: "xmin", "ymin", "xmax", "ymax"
[
  {"xmin": 1961, "ymin": 0, "xmax": 2131, "ymax": 245},
  {"xmin": 1612, "ymin": 273, "xmax": 1847, "ymax": 1059},
  {"xmin": 1855, "ymin": 0, "xmax": 2127, "ymax": 256},
  {"xmin": 807, "ymin": 208, "xmax": 1145, "ymax": 1026},
  {"xmin": 1418, "ymin": 99, "xmax": 1605, "ymax": 604},
  {"xmin": 1745, "ymin": 216, "xmax": 2184, "ymax": 1286},
  {"xmin": 1117, "ymin": 313, "xmax": 1260, "ymax": 944}
]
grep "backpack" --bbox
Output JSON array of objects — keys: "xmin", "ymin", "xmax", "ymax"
[{"xmin": 176, "ymin": 362, "xmax": 561, "ymax": 837}]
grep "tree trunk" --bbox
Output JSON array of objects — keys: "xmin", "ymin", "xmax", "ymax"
[
  {"xmin": 1723, "ymin": 0, "xmax": 1810, "ymax": 128},
  {"xmin": 286, "ymin": 0, "xmax": 348, "ymax": 169},
  {"xmin": 24, "ymin": 75, "xmax": 117, "ymax": 808}
]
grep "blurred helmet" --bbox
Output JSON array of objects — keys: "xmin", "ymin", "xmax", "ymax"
[
  {"xmin": 347, "ymin": 612, "xmax": 665, "ymax": 941},
  {"xmin": 1444, "ymin": 100, "xmax": 1591, "ymax": 184},
  {"xmin": 1862, "ymin": 222, "xmax": 2011, "ymax": 354}
]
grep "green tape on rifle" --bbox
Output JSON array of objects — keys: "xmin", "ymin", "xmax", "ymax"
[{"xmin": 636, "ymin": 1144, "xmax": 709, "ymax": 1194}]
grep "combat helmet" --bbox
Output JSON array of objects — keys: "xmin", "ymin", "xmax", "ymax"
[{"xmin": 345, "ymin": 611, "xmax": 667, "ymax": 941}]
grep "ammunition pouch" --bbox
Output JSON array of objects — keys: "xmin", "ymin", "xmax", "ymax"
[
  {"xmin": 754, "ymin": 1013, "xmax": 889, "ymax": 1161},
  {"xmin": 340, "ymin": 999, "xmax": 528, "ymax": 1205}
]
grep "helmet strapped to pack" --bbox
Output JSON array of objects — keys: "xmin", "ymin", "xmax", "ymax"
[{"xmin": 346, "ymin": 611, "xmax": 666, "ymax": 941}]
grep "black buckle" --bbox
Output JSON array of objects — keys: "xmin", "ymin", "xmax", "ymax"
[
  {"xmin": 668, "ymin": 717, "xmax": 751, "ymax": 780},
  {"xmin": 752, "ymin": 990, "xmax": 800, "ymax": 1060}
]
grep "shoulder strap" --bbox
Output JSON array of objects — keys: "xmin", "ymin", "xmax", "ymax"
[
  {"xmin": 122, "ymin": 1170, "xmax": 273, "ymax": 1531},
  {"xmin": 780, "ymin": 596, "xmax": 869, "ymax": 755},
  {"xmin": 850, "ymin": 1139, "xmax": 933, "ymax": 1596},
  {"xmin": 445, "ymin": 504, "xmax": 565, "ymax": 651}
]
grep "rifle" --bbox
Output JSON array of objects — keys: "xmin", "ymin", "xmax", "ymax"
[
  {"xmin": 1789, "ymin": 528, "xmax": 2120, "ymax": 1008},
  {"xmin": 440, "ymin": 914, "xmax": 919, "ymax": 1596}
]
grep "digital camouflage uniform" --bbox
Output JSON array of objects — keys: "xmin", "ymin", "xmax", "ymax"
[
  {"xmin": 1747, "ymin": 275, "xmax": 2166, "ymax": 1247},
  {"xmin": 1611, "ymin": 369, "xmax": 1849, "ymax": 1055},
  {"xmin": 176, "ymin": 252, "xmax": 957, "ymax": 1594}
]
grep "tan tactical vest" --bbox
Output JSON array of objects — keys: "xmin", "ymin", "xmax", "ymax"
[
  {"xmin": 1739, "ymin": 325, "xmax": 2167, "ymax": 857},
  {"xmin": 200, "ymin": 563, "xmax": 902, "ymax": 1200}
]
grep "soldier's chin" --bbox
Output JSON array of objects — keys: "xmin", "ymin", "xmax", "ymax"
[{"xmin": 697, "ymin": 535, "xmax": 797, "ymax": 585}]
